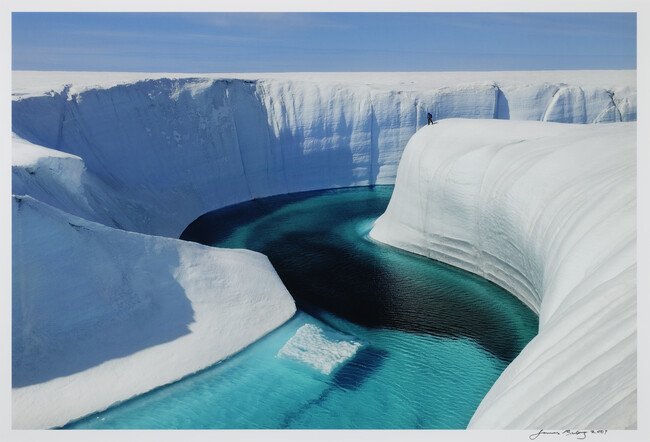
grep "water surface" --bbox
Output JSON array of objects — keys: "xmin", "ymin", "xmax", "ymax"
[{"xmin": 66, "ymin": 185, "xmax": 537, "ymax": 429}]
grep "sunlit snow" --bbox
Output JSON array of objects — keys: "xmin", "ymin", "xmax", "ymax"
[{"xmin": 12, "ymin": 70, "xmax": 636, "ymax": 429}]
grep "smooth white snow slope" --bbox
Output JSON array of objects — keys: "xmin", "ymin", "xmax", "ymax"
[
  {"xmin": 11, "ymin": 70, "xmax": 637, "ymax": 429},
  {"xmin": 12, "ymin": 194, "xmax": 296, "ymax": 429},
  {"xmin": 370, "ymin": 119, "xmax": 636, "ymax": 429}
]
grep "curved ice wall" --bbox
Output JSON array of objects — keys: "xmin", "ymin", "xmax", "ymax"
[
  {"xmin": 370, "ymin": 119, "xmax": 636, "ymax": 429},
  {"xmin": 12, "ymin": 71, "xmax": 637, "ymax": 429},
  {"xmin": 13, "ymin": 71, "xmax": 636, "ymax": 238}
]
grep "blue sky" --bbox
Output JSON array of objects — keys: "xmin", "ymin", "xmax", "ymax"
[{"xmin": 12, "ymin": 12, "xmax": 637, "ymax": 72}]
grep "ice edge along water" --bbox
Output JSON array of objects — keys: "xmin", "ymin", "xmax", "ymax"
[
  {"xmin": 370, "ymin": 119, "xmax": 636, "ymax": 429},
  {"xmin": 11, "ymin": 71, "xmax": 636, "ymax": 429}
]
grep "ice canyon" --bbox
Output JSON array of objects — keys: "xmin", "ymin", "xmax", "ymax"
[{"xmin": 11, "ymin": 70, "xmax": 636, "ymax": 429}]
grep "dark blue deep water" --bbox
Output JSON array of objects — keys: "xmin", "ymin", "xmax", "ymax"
[{"xmin": 65, "ymin": 185, "xmax": 537, "ymax": 429}]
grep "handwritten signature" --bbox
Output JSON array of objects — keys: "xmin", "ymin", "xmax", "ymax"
[{"xmin": 529, "ymin": 429, "xmax": 608, "ymax": 440}]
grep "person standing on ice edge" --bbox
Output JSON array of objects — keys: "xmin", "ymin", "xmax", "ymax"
[{"xmin": 427, "ymin": 112, "xmax": 434, "ymax": 125}]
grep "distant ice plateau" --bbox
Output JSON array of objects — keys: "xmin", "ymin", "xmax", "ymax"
[{"xmin": 11, "ymin": 70, "xmax": 636, "ymax": 429}]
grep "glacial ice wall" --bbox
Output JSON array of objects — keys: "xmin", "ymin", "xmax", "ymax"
[
  {"xmin": 11, "ymin": 71, "xmax": 637, "ymax": 429},
  {"xmin": 369, "ymin": 119, "xmax": 636, "ymax": 429},
  {"xmin": 12, "ymin": 71, "xmax": 636, "ymax": 238}
]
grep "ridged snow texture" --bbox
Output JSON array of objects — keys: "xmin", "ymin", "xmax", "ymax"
[
  {"xmin": 12, "ymin": 73, "xmax": 636, "ymax": 238},
  {"xmin": 370, "ymin": 119, "xmax": 636, "ymax": 429},
  {"xmin": 12, "ymin": 72, "xmax": 637, "ymax": 429}
]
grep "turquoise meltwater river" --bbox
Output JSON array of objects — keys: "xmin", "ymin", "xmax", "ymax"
[{"xmin": 64, "ymin": 185, "xmax": 537, "ymax": 429}]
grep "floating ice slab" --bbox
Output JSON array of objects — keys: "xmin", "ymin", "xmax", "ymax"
[{"xmin": 277, "ymin": 324, "xmax": 362, "ymax": 375}]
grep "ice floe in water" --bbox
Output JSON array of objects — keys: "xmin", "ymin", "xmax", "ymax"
[{"xmin": 277, "ymin": 324, "xmax": 362, "ymax": 375}]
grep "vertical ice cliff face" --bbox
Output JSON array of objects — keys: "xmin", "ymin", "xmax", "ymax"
[
  {"xmin": 14, "ymin": 79, "xmax": 267, "ymax": 236},
  {"xmin": 369, "ymin": 119, "xmax": 636, "ymax": 429},
  {"xmin": 12, "ymin": 72, "xmax": 636, "ymax": 238},
  {"xmin": 11, "ymin": 72, "xmax": 637, "ymax": 429}
]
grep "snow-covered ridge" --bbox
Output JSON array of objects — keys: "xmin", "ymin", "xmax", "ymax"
[
  {"xmin": 370, "ymin": 119, "xmax": 636, "ymax": 429},
  {"xmin": 12, "ymin": 70, "xmax": 636, "ymax": 238},
  {"xmin": 11, "ymin": 70, "xmax": 637, "ymax": 100}
]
